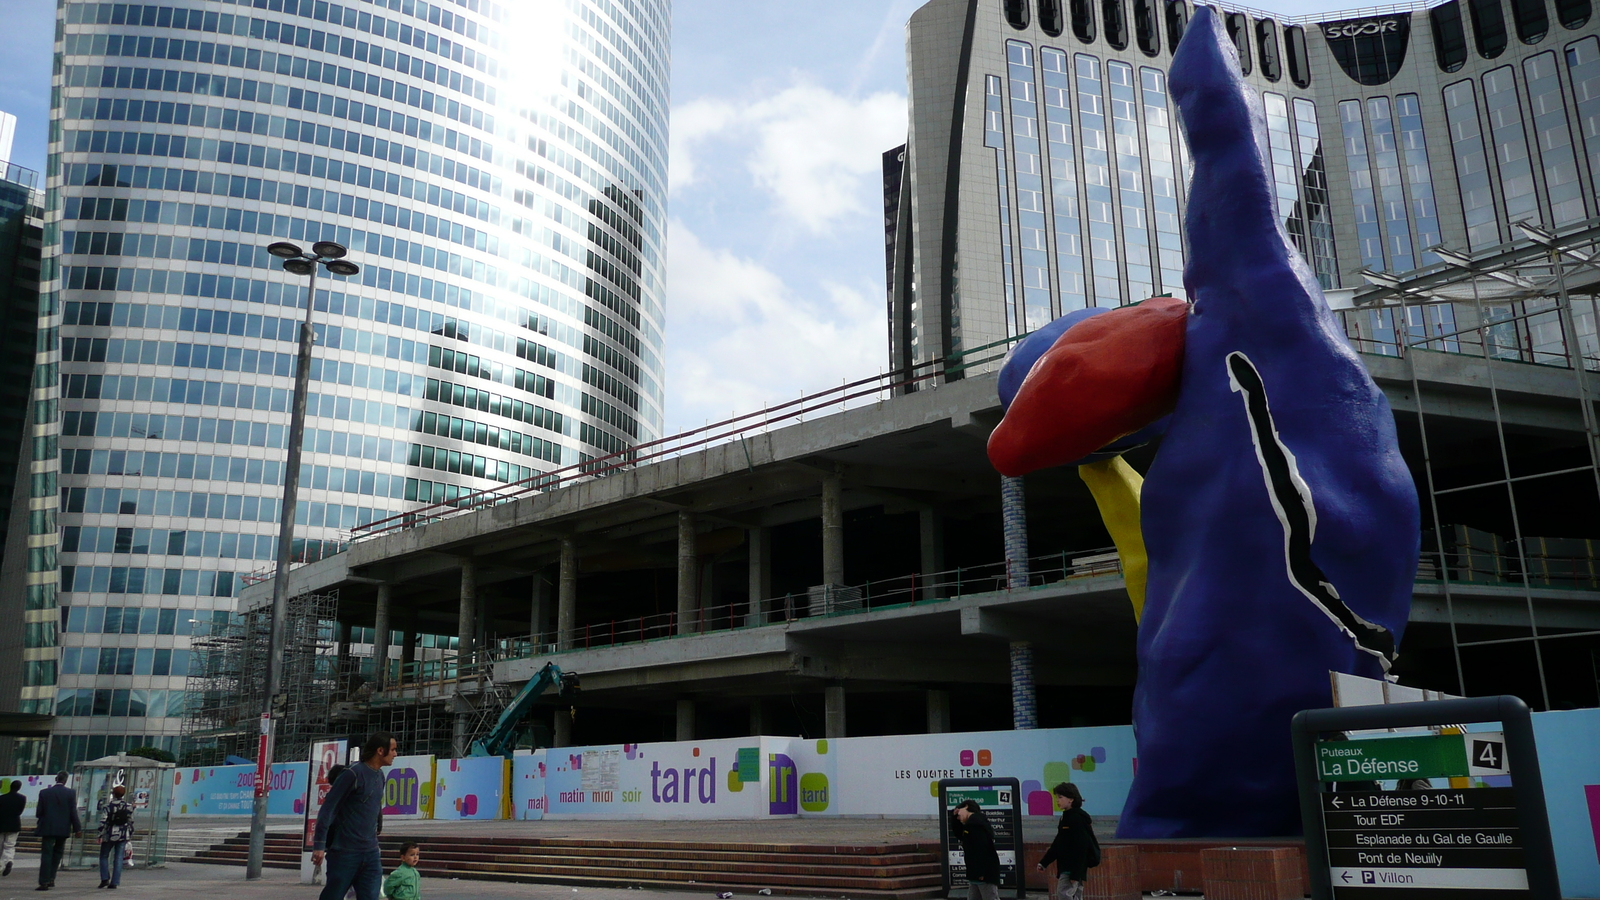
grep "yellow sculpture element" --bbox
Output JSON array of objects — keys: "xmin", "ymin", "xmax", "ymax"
[{"xmin": 1078, "ymin": 457, "xmax": 1148, "ymax": 622}]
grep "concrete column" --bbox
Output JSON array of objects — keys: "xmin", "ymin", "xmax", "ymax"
[
  {"xmin": 457, "ymin": 558, "xmax": 478, "ymax": 659},
  {"xmin": 675, "ymin": 698, "xmax": 696, "ymax": 741},
  {"xmin": 1010, "ymin": 641, "xmax": 1037, "ymax": 730},
  {"xmin": 824, "ymin": 684, "xmax": 846, "ymax": 739},
  {"xmin": 919, "ymin": 508, "xmax": 945, "ymax": 599},
  {"xmin": 552, "ymin": 709, "xmax": 572, "ymax": 748},
  {"xmin": 530, "ymin": 572, "xmax": 550, "ymax": 645},
  {"xmin": 926, "ymin": 689, "xmax": 951, "ymax": 733},
  {"xmin": 749, "ymin": 700, "xmax": 766, "ymax": 736},
  {"xmin": 747, "ymin": 527, "xmax": 771, "ymax": 625},
  {"xmin": 372, "ymin": 583, "xmax": 392, "ymax": 689},
  {"xmin": 1001, "ymin": 476, "xmax": 1029, "ymax": 590},
  {"xmin": 476, "ymin": 589, "xmax": 491, "ymax": 654},
  {"xmin": 821, "ymin": 473, "xmax": 844, "ymax": 586},
  {"xmin": 557, "ymin": 539, "xmax": 578, "ymax": 650},
  {"xmin": 677, "ymin": 511, "xmax": 699, "ymax": 634},
  {"xmin": 335, "ymin": 621, "xmax": 351, "ymax": 686}
]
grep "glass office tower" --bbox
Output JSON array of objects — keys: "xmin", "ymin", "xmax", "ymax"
[{"xmin": 45, "ymin": 0, "xmax": 668, "ymax": 765}]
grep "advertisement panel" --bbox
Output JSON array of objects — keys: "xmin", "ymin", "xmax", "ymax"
[
  {"xmin": 434, "ymin": 756, "xmax": 509, "ymax": 820},
  {"xmin": 543, "ymin": 739, "xmax": 768, "ymax": 819},
  {"xmin": 301, "ymin": 739, "xmax": 347, "ymax": 884},
  {"xmin": 1532, "ymin": 708, "xmax": 1600, "ymax": 898},
  {"xmin": 381, "ymin": 755, "xmax": 435, "ymax": 819},
  {"xmin": 511, "ymin": 750, "xmax": 548, "ymax": 820},
  {"xmin": 170, "ymin": 763, "xmax": 307, "ymax": 815}
]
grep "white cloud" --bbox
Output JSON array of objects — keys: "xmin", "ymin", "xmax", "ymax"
[
  {"xmin": 664, "ymin": 221, "xmax": 887, "ymax": 430},
  {"xmin": 669, "ymin": 83, "xmax": 907, "ymax": 233}
]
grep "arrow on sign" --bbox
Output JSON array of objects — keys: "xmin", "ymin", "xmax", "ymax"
[
  {"xmin": 1331, "ymin": 796, "xmax": 1343, "ymax": 808},
  {"xmin": 1341, "ymin": 872, "xmax": 1352, "ymax": 883}
]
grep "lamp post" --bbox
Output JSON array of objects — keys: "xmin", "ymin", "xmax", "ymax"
[{"xmin": 247, "ymin": 240, "xmax": 360, "ymax": 880}]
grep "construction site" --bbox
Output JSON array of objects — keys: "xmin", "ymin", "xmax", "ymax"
[{"xmin": 184, "ymin": 220, "xmax": 1600, "ymax": 764}]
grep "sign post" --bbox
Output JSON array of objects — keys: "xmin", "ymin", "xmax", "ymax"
[
  {"xmin": 936, "ymin": 778, "xmax": 1025, "ymax": 899},
  {"xmin": 1292, "ymin": 695, "xmax": 1559, "ymax": 899},
  {"xmin": 300, "ymin": 739, "xmax": 347, "ymax": 885}
]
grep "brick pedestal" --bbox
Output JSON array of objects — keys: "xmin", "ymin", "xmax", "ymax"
[
  {"xmin": 1084, "ymin": 845, "xmax": 1138, "ymax": 900},
  {"xmin": 1200, "ymin": 846, "xmax": 1304, "ymax": 900}
]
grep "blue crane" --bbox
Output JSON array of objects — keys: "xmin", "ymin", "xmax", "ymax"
[{"xmin": 467, "ymin": 662, "xmax": 580, "ymax": 759}]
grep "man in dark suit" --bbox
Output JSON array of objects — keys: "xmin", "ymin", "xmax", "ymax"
[
  {"xmin": 34, "ymin": 773, "xmax": 79, "ymax": 891},
  {"xmin": 0, "ymin": 780, "xmax": 26, "ymax": 876}
]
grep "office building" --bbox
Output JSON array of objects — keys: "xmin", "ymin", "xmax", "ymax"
[
  {"xmin": 42, "ymin": 0, "xmax": 669, "ymax": 768},
  {"xmin": 888, "ymin": 0, "xmax": 1600, "ymax": 372},
  {"xmin": 0, "ymin": 155, "xmax": 48, "ymax": 773}
]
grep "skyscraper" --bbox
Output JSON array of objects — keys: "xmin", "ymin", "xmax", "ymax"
[
  {"xmin": 44, "ymin": 0, "xmax": 669, "ymax": 767},
  {"xmin": 889, "ymin": 0, "xmax": 1600, "ymax": 372}
]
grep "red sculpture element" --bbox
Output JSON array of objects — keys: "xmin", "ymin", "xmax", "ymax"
[{"xmin": 988, "ymin": 297, "xmax": 1188, "ymax": 477}]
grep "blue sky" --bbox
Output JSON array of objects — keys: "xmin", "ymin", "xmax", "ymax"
[{"xmin": 2, "ymin": 0, "xmax": 1360, "ymax": 433}]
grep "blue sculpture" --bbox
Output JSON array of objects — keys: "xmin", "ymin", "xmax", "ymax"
[{"xmin": 989, "ymin": 7, "xmax": 1419, "ymax": 837}]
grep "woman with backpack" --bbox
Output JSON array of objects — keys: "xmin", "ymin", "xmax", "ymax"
[
  {"xmin": 97, "ymin": 784, "xmax": 134, "ymax": 889},
  {"xmin": 1036, "ymin": 783, "xmax": 1099, "ymax": 900}
]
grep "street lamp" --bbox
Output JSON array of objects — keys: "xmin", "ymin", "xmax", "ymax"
[{"xmin": 247, "ymin": 241, "xmax": 359, "ymax": 881}]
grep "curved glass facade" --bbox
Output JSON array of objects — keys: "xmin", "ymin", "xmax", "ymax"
[{"xmin": 44, "ymin": 0, "xmax": 669, "ymax": 763}]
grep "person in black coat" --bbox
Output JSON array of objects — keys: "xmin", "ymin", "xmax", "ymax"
[
  {"xmin": 950, "ymin": 799, "xmax": 1001, "ymax": 900},
  {"xmin": 0, "ymin": 781, "xmax": 26, "ymax": 876},
  {"xmin": 1036, "ymin": 783, "xmax": 1096, "ymax": 900},
  {"xmin": 34, "ymin": 773, "xmax": 81, "ymax": 891}
]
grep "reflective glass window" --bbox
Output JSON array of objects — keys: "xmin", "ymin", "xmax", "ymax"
[
  {"xmin": 1432, "ymin": 2, "xmax": 1470, "ymax": 71},
  {"xmin": 1443, "ymin": 80, "xmax": 1502, "ymax": 248},
  {"xmin": 1073, "ymin": 0, "xmax": 1098, "ymax": 43},
  {"xmin": 1286, "ymin": 26, "xmax": 1311, "ymax": 86},
  {"xmin": 1340, "ymin": 99, "xmax": 1386, "ymax": 270},
  {"xmin": 1367, "ymin": 97, "xmax": 1416, "ymax": 272},
  {"xmin": 1470, "ymin": 0, "xmax": 1510, "ymax": 57},
  {"xmin": 1105, "ymin": 0, "xmax": 1130, "ymax": 50},
  {"xmin": 1556, "ymin": 0, "xmax": 1592, "ymax": 27},
  {"xmin": 1264, "ymin": 94, "xmax": 1306, "ymax": 253},
  {"xmin": 1041, "ymin": 48, "xmax": 1088, "ymax": 312},
  {"xmin": 1395, "ymin": 95, "xmax": 1443, "ymax": 262},
  {"xmin": 1483, "ymin": 66, "xmax": 1541, "ymax": 224},
  {"xmin": 1041, "ymin": 0, "xmax": 1066, "ymax": 36},
  {"xmin": 1227, "ymin": 13, "xmax": 1253, "ymax": 73},
  {"xmin": 1075, "ymin": 54, "xmax": 1121, "ymax": 305},
  {"xmin": 1566, "ymin": 38, "xmax": 1600, "ymax": 208},
  {"xmin": 1006, "ymin": 0, "xmax": 1031, "ymax": 29},
  {"xmin": 1135, "ymin": 0, "xmax": 1161, "ymax": 55},
  {"xmin": 1524, "ymin": 52, "xmax": 1585, "ymax": 223},
  {"xmin": 1257, "ymin": 20, "xmax": 1282, "ymax": 81},
  {"xmin": 1166, "ymin": 0, "xmax": 1189, "ymax": 47},
  {"xmin": 1108, "ymin": 61, "xmax": 1154, "ymax": 301},
  {"xmin": 1007, "ymin": 41, "xmax": 1055, "ymax": 330},
  {"xmin": 1510, "ymin": 0, "xmax": 1550, "ymax": 42},
  {"xmin": 985, "ymin": 74, "xmax": 1022, "ymax": 336},
  {"xmin": 1143, "ymin": 68, "xmax": 1183, "ymax": 293}
]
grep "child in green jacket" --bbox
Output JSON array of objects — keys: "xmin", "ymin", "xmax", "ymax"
[{"xmin": 383, "ymin": 842, "xmax": 422, "ymax": 900}]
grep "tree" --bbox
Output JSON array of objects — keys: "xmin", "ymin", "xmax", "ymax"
[{"xmin": 125, "ymin": 746, "xmax": 177, "ymax": 764}]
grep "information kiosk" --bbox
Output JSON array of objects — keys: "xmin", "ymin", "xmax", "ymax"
[
  {"xmin": 1291, "ymin": 695, "xmax": 1559, "ymax": 899},
  {"xmin": 936, "ymin": 777, "xmax": 1025, "ymax": 899}
]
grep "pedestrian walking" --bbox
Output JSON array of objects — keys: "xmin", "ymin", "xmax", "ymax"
[
  {"xmin": 96, "ymin": 784, "xmax": 134, "ymax": 889},
  {"xmin": 0, "ymin": 781, "xmax": 25, "ymax": 876},
  {"xmin": 34, "ymin": 773, "xmax": 80, "ymax": 891},
  {"xmin": 949, "ymin": 799, "xmax": 1001, "ymax": 900},
  {"xmin": 312, "ymin": 732, "xmax": 396, "ymax": 900},
  {"xmin": 381, "ymin": 842, "xmax": 423, "ymax": 900},
  {"xmin": 1036, "ymin": 783, "xmax": 1099, "ymax": 900}
]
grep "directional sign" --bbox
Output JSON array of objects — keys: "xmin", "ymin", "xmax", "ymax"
[
  {"xmin": 937, "ymin": 778, "xmax": 1025, "ymax": 899},
  {"xmin": 1292, "ymin": 696, "xmax": 1560, "ymax": 900}
]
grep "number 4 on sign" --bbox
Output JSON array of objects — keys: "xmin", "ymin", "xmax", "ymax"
[{"xmin": 1468, "ymin": 734, "xmax": 1509, "ymax": 776}]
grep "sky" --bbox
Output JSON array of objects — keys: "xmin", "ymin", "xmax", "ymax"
[{"xmin": 1, "ymin": 0, "xmax": 1365, "ymax": 433}]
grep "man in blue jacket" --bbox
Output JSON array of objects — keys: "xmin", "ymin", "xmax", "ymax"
[
  {"xmin": 34, "ymin": 773, "xmax": 80, "ymax": 891},
  {"xmin": 312, "ymin": 733, "xmax": 396, "ymax": 900}
]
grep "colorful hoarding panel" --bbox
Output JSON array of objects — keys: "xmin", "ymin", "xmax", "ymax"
[
  {"xmin": 767, "ymin": 725, "xmax": 1137, "ymax": 818},
  {"xmin": 381, "ymin": 755, "xmax": 435, "ymax": 819},
  {"xmin": 543, "ymin": 738, "xmax": 769, "ymax": 819},
  {"xmin": 511, "ymin": 750, "xmax": 548, "ymax": 820},
  {"xmin": 171, "ymin": 763, "xmax": 308, "ymax": 815},
  {"xmin": 0, "ymin": 774, "xmax": 70, "ymax": 822},
  {"xmin": 434, "ymin": 756, "xmax": 508, "ymax": 820},
  {"xmin": 1532, "ymin": 708, "xmax": 1600, "ymax": 898}
]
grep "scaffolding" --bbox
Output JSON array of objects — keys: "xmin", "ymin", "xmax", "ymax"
[
  {"xmin": 1341, "ymin": 217, "xmax": 1600, "ymax": 709},
  {"xmin": 181, "ymin": 590, "xmax": 340, "ymax": 763}
]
